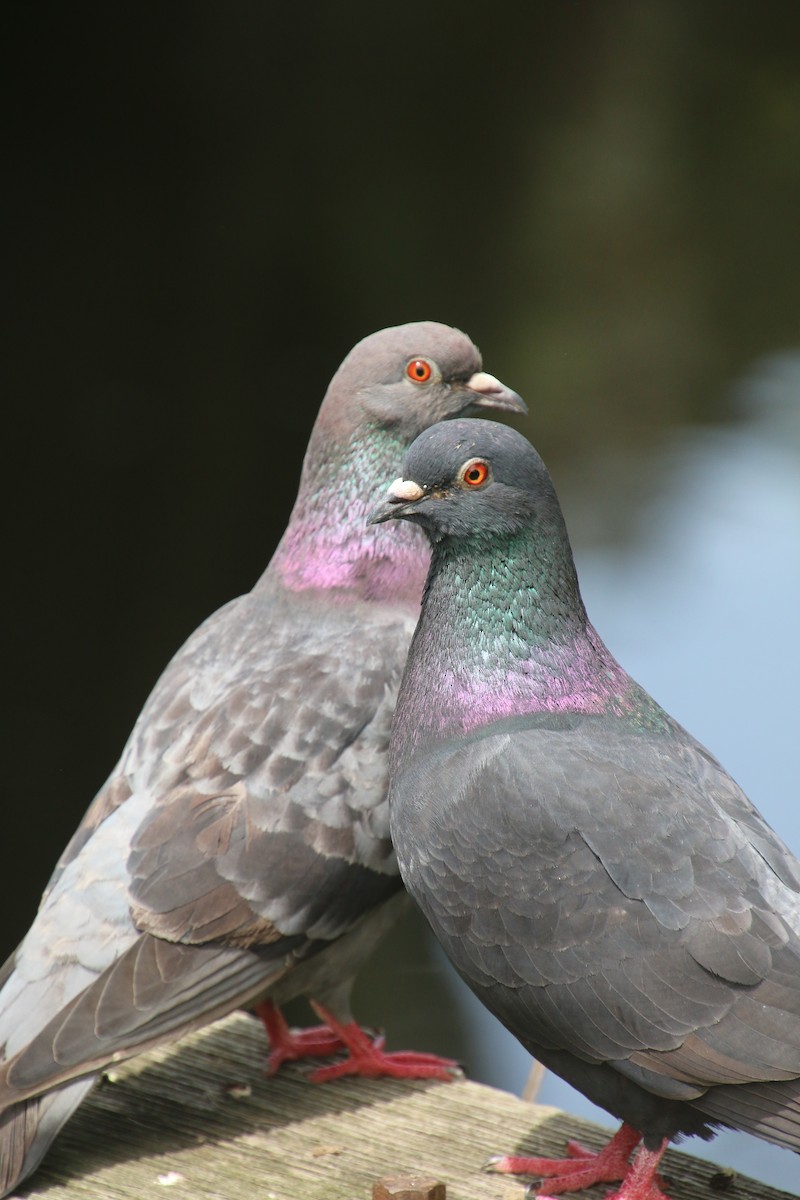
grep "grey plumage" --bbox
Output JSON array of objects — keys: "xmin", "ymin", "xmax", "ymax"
[
  {"xmin": 0, "ymin": 329, "xmax": 524, "ymax": 1196},
  {"xmin": 376, "ymin": 418, "xmax": 800, "ymax": 1195}
]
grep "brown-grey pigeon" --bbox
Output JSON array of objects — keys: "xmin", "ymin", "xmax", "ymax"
[
  {"xmin": 0, "ymin": 327, "xmax": 525, "ymax": 1197},
  {"xmin": 372, "ymin": 418, "xmax": 800, "ymax": 1200}
]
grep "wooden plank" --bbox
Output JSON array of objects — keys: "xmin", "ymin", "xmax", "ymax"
[{"xmin": 20, "ymin": 1012, "xmax": 795, "ymax": 1199}]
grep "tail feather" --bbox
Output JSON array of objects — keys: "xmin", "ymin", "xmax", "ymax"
[
  {"xmin": 695, "ymin": 1078, "xmax": 800, "ymax": 1152},
  {"xmin": 0, "ymin": 935, "xmax": 290, "ymax": 1106},
  {"xmin": 0, "ymin": 1078, "xmax": 96, "ymax": 1199},
  {"xmin": 0, "ymin": 935, "xmax": 296, "ymax": 1192}
]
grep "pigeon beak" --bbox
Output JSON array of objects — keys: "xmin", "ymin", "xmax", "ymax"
[
  {"xmin": 368, "ymin": 478, "xmax": 426, "ymax": 525},
  {"xmin": 464, "ymin": 371, "xmax": 527, "ymax": 415}
]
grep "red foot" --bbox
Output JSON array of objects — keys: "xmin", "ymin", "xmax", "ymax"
[
  {"xmin": 305, "ymin": 1001, "xmax": 460, "ymax": 1083},
  {"xmin": 255, "ymin": 1000, "xmax": 344, "ymax": 1075},
  {"xmin": 597, "ymin": 1141, "xmax": 670, "ymax": 1200},
  {"xmin": 488, "ymin": 1123, "xmax": 670, "ymax": 1199}
]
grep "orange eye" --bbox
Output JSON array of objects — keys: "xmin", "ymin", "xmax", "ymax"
[
  {"xmin": 406, "ymin": 358, "xmax": 433, "ymax": 383},
  {"xmin": 461, "ymin": 459, "xmax": 490, "ymax": 487}
]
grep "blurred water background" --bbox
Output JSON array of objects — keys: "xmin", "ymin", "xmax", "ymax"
[{"xmin": 6, "ymin": 2, "xmax": 800, "ymax": 1190}]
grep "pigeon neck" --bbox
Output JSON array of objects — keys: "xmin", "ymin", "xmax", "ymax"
[
  {"xmin": 394, "ymin": 528, "xmax": 637, "ymax": 755},
  {"xmin": 269, "ymin": 424, "xmax": 428, "ymax": 606}
]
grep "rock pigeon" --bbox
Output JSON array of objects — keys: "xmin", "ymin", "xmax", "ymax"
[
  {"xmin": 0, "ymin": 327, "xmax": 525, "ymax": 1197},
  {"xmin": 372, "ymin": 418, "xmax": 800, "ymax": 1200}
]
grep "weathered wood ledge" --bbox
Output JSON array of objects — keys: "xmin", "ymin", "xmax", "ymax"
[{"xmin": 16, "ymin": 1012, "xmax": 795, "ymax": 1199}]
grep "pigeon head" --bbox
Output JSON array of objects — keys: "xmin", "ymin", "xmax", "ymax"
[
  {"xmin": 369, "ymin": 418, "xmax": 559, "ymax": 542},
  {"xmin": 273, "ymin": 331, "xmax": 524, "ymax": 602},
  {"xmin": 318, "ymin": 322, "xmax": 525, "ymax": 441}
]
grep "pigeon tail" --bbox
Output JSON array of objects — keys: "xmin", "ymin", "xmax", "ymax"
[
  {"xmin": 0, "ymin": 1079, "xmax": 96, "ymax": 1199},
  {"xmin": 694, "ymin": 1075, "xmax": 800, "ymax": 1153}
]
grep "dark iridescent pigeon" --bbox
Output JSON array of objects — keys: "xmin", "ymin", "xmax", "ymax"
[
  {"xmin": 0, "ymin": 327, "xmax": 524, "ymax": 1197},
  {"xmin": 372, "ymin": 418, "xmax": 800, "ymax": 1200}
]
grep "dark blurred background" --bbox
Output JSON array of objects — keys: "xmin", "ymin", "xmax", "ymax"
[{"xmin": 5, "ymin": 1, "xmax": 800, "ymax": 1189}]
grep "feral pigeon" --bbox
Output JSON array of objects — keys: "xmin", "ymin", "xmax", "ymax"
[
  {"xmin": 0, "ymin": 328, "xmax": 525, "ymax": 1197},
  {"xmin": 372, "ymin": 418, "xmax": 800, "ymax": 1200}
]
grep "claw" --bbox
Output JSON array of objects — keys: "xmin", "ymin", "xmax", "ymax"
[
  {"xmin": 306, "ymin": 1000, "xmax": 460, "ymax": 1083},
  {"xmin": 255, "ymin": 1000, "xmax": 345, "ymax": 1074},
  {"xmin": 488, "ymin": 1123, "xmax": 670, "ymax": 1199}
]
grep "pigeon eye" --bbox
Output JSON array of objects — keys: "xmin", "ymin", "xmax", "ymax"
[
  {"xmin": 406, "ymin": 358, "xmax": 434, "ymax": 384},
  {"xmin": 460, "ymin": 459, "xmax": 491, "ymax": 488}
]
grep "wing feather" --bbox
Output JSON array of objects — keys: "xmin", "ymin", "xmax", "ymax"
[{"xmin": 392, "ymin": 712, "xmax": 800, "ymax": 1120}]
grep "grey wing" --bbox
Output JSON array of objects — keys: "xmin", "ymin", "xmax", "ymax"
[
  {"xmin": 393, "ymin": 716, "xmax": 800, "ymax": 1125},
  {"xmin": 124, "ymin": 590, "xmax": 409, "ymax": 946},
  {"xmin": 0, "ymin": 589, "xmax": 411, "ymax": 1104}
]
